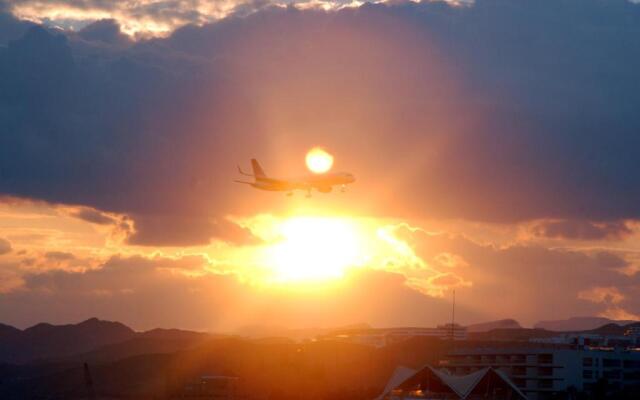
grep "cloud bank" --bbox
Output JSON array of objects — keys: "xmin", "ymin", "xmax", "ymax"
[
  {"xmin": 5, "ymin": 0, "xmax": 454, "ymax": 36},
  {"xmin": 0, "ymin": 1, "xmax": 639, "ymax": 237}
]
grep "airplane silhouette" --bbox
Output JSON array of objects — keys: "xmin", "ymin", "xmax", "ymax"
[{"xmin": 235, "ymin": 159, "xmax": 355, "ymax": 197}]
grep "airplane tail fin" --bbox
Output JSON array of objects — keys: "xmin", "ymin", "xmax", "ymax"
[{"xmin": 251, "ymin": 159, "xmax": 267, "ymax": 179}]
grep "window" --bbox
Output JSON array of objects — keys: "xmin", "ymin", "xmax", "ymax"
[
  {"xmin": 623, "ymin": 371, "xmax": 640, "ymax": 380},
  {"xmin": 603, "ymin": 370, "xmax": 621, "ymax": 380},
  {"xmin": 538, "ymin": 354, "xmax": 553, "ymax": 364},
  {"xmin": 538, "ymin": 379, "xmax": 553, "ymax": 389},
  {"xmin": 583, "ymin": 370, "xmax": 593, "ymax": 379},
  {"xmin": 538, "ymin": 367, "xmax": 553, "ymax": 377},
  {"xmin": 583, "ymin": 358, "xmax": 593, "ymax": 367},
  {"xmin": 603, "ymin": 359, "xmax": 621, "ymax": 368},
  {"xmin": 512, "ymin": 355, "xmax": 526, "ymax": 364},
  {"xmin": 483, "ymin": 355, "xmax": 496, "ymax": 363},
  {"xmin": 624, "ymin": 360, "xmax": 640, "ymax": 369},
  {"xmin": 513, "ymin": 366, "xmax": 527, "ymax": 376}
]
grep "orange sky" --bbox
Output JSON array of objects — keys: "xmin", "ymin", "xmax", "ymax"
[
  {"xmin": 1, "ymin": 0, "xmax": 640, "ymax": 331},
  {"xmin": 1, "ymin": 194, "xmax": 638, "ymax": 331}
]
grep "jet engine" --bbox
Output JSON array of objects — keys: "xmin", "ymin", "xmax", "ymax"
[{"xmin": 317, "ymin": 186, "xmax": 333, "ymax": 193}]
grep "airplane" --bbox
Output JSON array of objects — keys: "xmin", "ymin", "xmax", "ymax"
[{"xmin": 235, "ymin": 159, "xmax": 355, "ymax": 197}]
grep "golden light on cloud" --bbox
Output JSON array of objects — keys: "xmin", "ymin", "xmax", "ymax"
[
  {"xmin": 0, "ymin": 197, "xmax": 466, "ymax": 300},
  {"xmin": 305, "ymin": 147, "xmax": 334, "ymax": 174},
  {"xmin": 10, "ymin": 4, "xmax": 173, "ymax": 37},
  {"xmin": 233, "ymin": 214, "xmax": 435, "ymax": 290},
  {"xmin": 7, "ymin": 0, "xmax": 403, "ymax": 38}
]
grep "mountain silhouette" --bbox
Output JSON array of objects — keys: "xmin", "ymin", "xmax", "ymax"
[
  {"xmin": 0, "ymin": 318, "xmax": 134, "ymax": 364},
  {"xmin": 534, "ymin": 316, "xmax": 637, "ymax": 332},
  {"xmin": 0, "ymin": 318, "xmax": 216, "ymax": 365},
  {"xmin": 466, "ymin": 319, "xmax": 521, "ymax": 332},
  {"xmin": 66, "ymin": 328, "xmax": 212, "ymax": 364}
]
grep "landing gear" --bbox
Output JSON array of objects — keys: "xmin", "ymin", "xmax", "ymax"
[
  {"xmin": 340, "ymin": 184, "xmax": 346, "ymax": 193},
  {"xmin": 286, "ymin": 191, "xmax": 294, "ymax": 197},
  {"xmin": 306, "ymin": 188, "xmax": 312, "ymax": 198}
]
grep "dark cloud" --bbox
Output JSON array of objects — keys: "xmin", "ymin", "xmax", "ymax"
[
  {"xmin": 395, "ymin": 226, "xmax": 640, "ymax": 324},
  {"xmin": 69, "ymin": 207, "xmax": 119, "ymax": 225},
  {"xmin": 44, "ymin": 251, "xmax": 76, "ymax": 261},
  {"xmin": 0, "ymin": 3, "xmax": 34, "ymax": 43},
  {"xmin": 77, "ymin": 19, "xmax": 131, "ymax": 46},
  {"xmin": 0, "ymin": 21, "xmax": 257, "ymax": 245},
  {"xmin": 1, "ymin": 0, "xmax": 640, "ymax": 244},
  {"xmin": 0, "ymin": 237, "xmax": 11, "ymax": 254},
  {"xmin": 18, "ymin": 250, "xmax": 92, "ymax": 271},
  {"xmin": 127, "ymin": 215, "xmax": 260, "ymax": 247},
  {"xmin": 529, "ymin": 219, "xmax": 633, "ymax": 241},
  {"xmin": 429, "ymin": 273, "xmax": 466, "ymax": 288}
]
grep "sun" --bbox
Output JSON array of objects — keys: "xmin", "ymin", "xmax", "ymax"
[
  {"xmin": 264, "ymin": 216, "xmax": 365, "ymax": 283},
  {"xmin": 305, "ymin": 147, "xmax": 334, "ymax": 174},
  {"xmin": 233, "ymin": 214, "xmax": 427, "ymax": 287}
]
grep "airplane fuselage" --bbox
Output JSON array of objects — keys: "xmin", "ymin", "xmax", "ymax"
[
  {"xmin": 252, "ymin": 172, "xmax": 355, "ymax": 193},
  {"xmin": 235, "ymin": 159, "xmax": 355, "ymax": 195}
]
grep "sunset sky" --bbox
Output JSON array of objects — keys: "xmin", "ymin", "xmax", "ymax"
[{"xmin": 1, "ymin": 0, "xmax": 640, "ymax": 332}]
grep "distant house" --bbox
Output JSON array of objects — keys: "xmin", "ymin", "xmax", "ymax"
[{"xmin": 376, "ymin": 364, "xmax": 527, "ymax": 399}]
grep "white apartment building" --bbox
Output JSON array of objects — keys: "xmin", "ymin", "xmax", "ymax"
[
  {"xmin": 385, "ymin": 324, "xmax": 468, "ymax": 342},
  {"xmin": 322, "ymin": 323, "xmax": 468, "ymax": 347},
  {"xmin": 530, "ymin": 333, "xmax": 637, "ymax": 348},
  {"xmin": 441, "ymin": 346, "xmax": 640, "ymax": 400}
]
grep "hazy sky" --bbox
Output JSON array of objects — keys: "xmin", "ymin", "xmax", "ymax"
[{"xmin": 0, "ymin": 0, "xmax": 640, "ymax": 331}]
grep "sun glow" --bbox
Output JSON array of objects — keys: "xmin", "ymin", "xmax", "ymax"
[
  {"xmin": 233, "ymin": 214, "xmax": 429, "ymax": 287},
  {"xmin": 264, "ymin": 216, "xmax": 365, "ymax": 282},
  {"xmin": 305, "ymin": 147, "xmax": 334, "ymax": 174}
]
